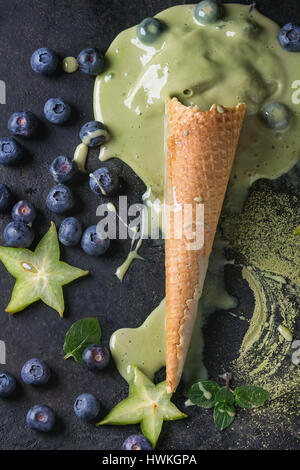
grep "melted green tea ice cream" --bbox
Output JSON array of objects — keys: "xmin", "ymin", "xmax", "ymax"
[
  {"xmin": 94, "ymin": 3, "xmax": 300, "ymax": 209},
  {"xmin": 94, "ymin": 3, "xmax": 300, "ymax": 388}
]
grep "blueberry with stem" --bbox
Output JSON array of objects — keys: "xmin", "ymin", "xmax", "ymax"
[
  {"xmin": 82, "ymin": 344, "xmax": 110, "ymax": 370},
  {"xmin": 8, "ymin": 112, "xmax": 38, "ymax": 138},
  {"xmin": 81, "ymin": 226, "xmax": 110, "ymax": 256},
  {"xmin": 50, "ymin": 156, "xmax": 77, "ymax": 183},
  {"xmin": 12, "ymin": 200, "xmax": 37, "ymax": 224},
  {"xmin": 77, "ymin": 48, "xmax": 105, "ymax": 76},
  {"xmin": 26, "ymin": 405, "xmax": 56, "ymax": 432},
  {"xmin": 122, "ymin": 434, "xmax": 153, "ymax": 450}
]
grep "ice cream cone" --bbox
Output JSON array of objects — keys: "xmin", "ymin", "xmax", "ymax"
[{"xmin": 165, "ymin": 97, "xmax": 246, "ymax": 393}]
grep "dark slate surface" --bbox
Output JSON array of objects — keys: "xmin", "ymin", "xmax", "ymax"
[{"xmin": 0, "ymin": 0, "xmax": 298, "ymax": 450}]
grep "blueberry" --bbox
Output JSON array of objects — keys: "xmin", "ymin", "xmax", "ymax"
[
  {"xmin": 122, "ymin": 434, "xmax": 153, "ymax": 450},
  {"xmin": 50, "ymin": 155, "xmax": 77, "ymax": 183},
  {"xmin": 21, "ymin": 358, "xmax": 51, "ymax": 386},
  {"xmin": 0, "ymin": 137, "xmax": 23, "ymax": 165},
  {"xmin": 81, "ymin": 225, "xmax": 110, "ymax": 256},
  {"xmin": 260, "ymin": 102, "xmax": 291, "ymax": 131},
  {"xmin": 278, "ymin": 23, "xmax": 300, "ymax": 52},
  {"xmin": 30, "ymin": 48, "xmax": 59, "ymax": 75},
  {"xmin": 0, "ymin": 184, "xmax": 13, "ymax": 211},
  {"xmin": 194, "ymin": 1, "xmax": 222, "ymax": 24},
  {"xmin": 8, "ymin": 111, "xmax": 38, "ymax": 138},
  {"xmin": 26, "ymin": 404, "xmax": 56, "ymax": 432},
  {"xmin": 4, "ymin": 221, "xmax": 34, "ymax": 248},
  {"xmin": 89, "ymin": 167, "xmax": 119, "ymax": 196},
  {"xmin": 74, "ymin": 393, "xmax": 100, "ymax": 421},
  {"xmin": 46, "ymin": 184, "xmax": 74, "ymax": 214},
  {"xmin": 82, "ymin": 344, "xmax": 110, "ymax": 370},
  {"xmin": 44, "ymin": 98, "xmax": 71, "ymax": 124},
  {"xmin": 59, "ymin": 217, "xmax": 82, "ymax": 246},
  {"xmin": 0, "ymin": 371, "xmax": 17, "ymax": 398},
  {"xmin": 136, "ymin": 17, "xmax": 164, "ymax": 44},
  {"xmin": 12, "ymin": 200, "xmax": 37, "ymax": 224},
  {"xmin": 77, "ymin": 48, "xmax": 104, "ymax": 76},
  {"xmin": 79, "ymin": 121, "xmax": 109, "ymax": 148}
]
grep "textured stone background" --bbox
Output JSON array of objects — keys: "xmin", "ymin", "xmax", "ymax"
[{"xmin": 0, "ymin": 0, "xmax": 298, "ymax": 450}]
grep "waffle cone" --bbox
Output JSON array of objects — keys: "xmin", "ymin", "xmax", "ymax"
[{"xmin": 165, "ymin": 97, "xmax": 246, "ymax": 393}]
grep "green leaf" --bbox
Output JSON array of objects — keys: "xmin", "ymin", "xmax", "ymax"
[
  {"xmin": 215, "ymin": 386, "xmax": 235, "ymax": 406},
  {"xmin": 186, "ymin": 381, "xmax": 220, "ymax": 408},
  {"xmin": 213, "ymin": 402, "xmax": 236, "ymax": 431},
  {"xmin": 234, "ymin": 385, "xmax": 270, "ymax": 409},
  {"xmin": 63, "ymin": 317, "xmax": 101, "ymax": 362}
]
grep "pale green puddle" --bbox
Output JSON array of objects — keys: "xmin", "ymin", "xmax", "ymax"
[{"xmin": 93, "ymin": 3, "xmax": 300, "ymax": 386}]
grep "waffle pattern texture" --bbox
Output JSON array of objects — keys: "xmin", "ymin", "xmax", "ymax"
[{"xmin": 165, "ymin": 97, "xmax": 246, "ymax": 392}]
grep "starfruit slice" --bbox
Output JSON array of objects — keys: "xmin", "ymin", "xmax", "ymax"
[
  {"xmin": 0, "ymin": 222, "xmax": 88, "ymax": 317},
  {"xmin": 98, "ymin": 365, "xmax": 187, "ymax": 448}
]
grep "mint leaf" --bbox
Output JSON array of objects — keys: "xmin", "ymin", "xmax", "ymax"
[
  {"xmin": 215, "ymin": 386, "xmax": 235, "ymax": 406},
  {"xmin": 63, "ymin": 317, "xmax": 101, "ymax": 362},
  {"xmin": 213, "ymin": 402, "xmax": 236, "ymax": 430},
  {"xmin": 234, "ymin": 385, "xmax": 269, "ymax": 409},
  {"xmin": 186, "ymin": 381, "xmax": 220, "ymax": 408},
  {"xmin": 213, "ymin": 387, "xmax": 236, "ymax": 430}
]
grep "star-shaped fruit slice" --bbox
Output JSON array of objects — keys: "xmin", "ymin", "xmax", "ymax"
[
  {"xmin": 98, "ymin": 365, "xmax": 187, "ymax": 448},
  {"xmin": 0, "ymin": 222, "xmax": 88, "ymax": 317}
]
